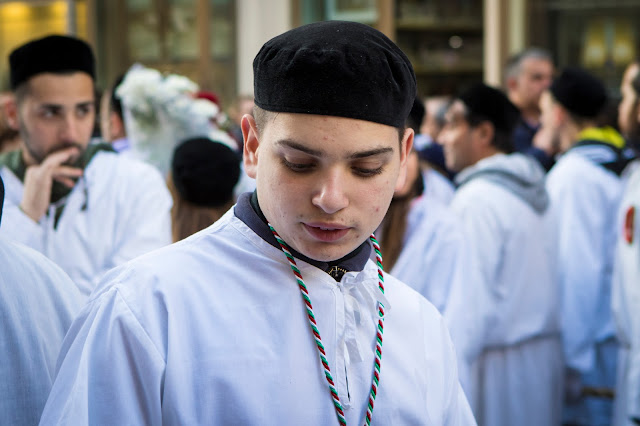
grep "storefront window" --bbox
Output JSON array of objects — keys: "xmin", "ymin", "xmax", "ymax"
[
  {"xmin": 95, "ymin": 0, "xmax": 236, "ymax": 104},
  {"xmin": 0, "ymin": 0, "xmax": 88, "ymax": 91},
  {"xmin": 543, "ymin": 0, "xmax": 640, "ymax": 95}
]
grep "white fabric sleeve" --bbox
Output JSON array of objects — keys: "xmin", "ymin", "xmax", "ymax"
[
  {"xmin": 551, "ymin": 176, "xmax": 610, "ymax": 373},
  {"xmin": 0, "ymin": 203, "xmax": 46, "ymax": 251},
  {"xmin": 39, "ymin": 287, "xmax": 166, "ymax": 425}
]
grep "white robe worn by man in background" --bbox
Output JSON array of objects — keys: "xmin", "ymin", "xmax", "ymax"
[
  {"xmin": 612, "ymin": 162, "xmax": 640, "ymax": 426},
  {"xmin": 40, "ymin": 193, "xmax": 476, "ymax": 425},
  {"xmin": 391, "ymin": 194, "xmax": 475, "ymax": 313},
  {"xmin": 547, "ymin": 142, "xmax": 627, "ymax": 425},
  {"xmin": 445, "ymin": 153, "xmax": 563, "ymax": 426},
  {"xmin": 0, "ymin": 150, "xmax": 172, "ymax": 296}
]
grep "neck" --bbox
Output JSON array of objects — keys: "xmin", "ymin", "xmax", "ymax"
[
  {"xmin": 519, "ymin": 108, "xmax": 541, "ymax": 126},
  {"xmin": 473, "ymin": 145, "xmax": 501, "ymax": 165},
  {"xmin": 509, "ymin": 93, "xmax": 541, "ymax": 125},
  {"xmin": 563, "ymin": 120, "xmax": 598, "ymax": 151}
]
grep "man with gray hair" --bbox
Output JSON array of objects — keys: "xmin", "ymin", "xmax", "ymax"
[{"xmin": 504, "ymin": 47, "xmax": 556, "ymax": 169}]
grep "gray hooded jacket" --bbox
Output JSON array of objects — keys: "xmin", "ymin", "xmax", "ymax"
[{"xmin": 454, "ymin": 153, "xmax": 549, "ymax": 214}]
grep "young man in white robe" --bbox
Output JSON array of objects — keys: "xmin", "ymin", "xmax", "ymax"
[
  {"xmin": 540, "ymin": 67, "xmax": 637, "ymax": 426},
  {"xmin": 0, "ymin": 175, "xmax": 84, "ymax": 425},
  {"xmin": 0, "ymin": 35, "xmax": 172, "ymax": 296},
  {"xmin": 39, "ymin": 21, "xmax": 476, "ymax": 426},
  {"xmin": 439, "ymin": 83, "xmax": 563, "ymax": 426}
]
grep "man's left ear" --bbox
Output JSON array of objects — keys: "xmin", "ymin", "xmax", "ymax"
[
  {"xmin": 475, "ymin": 121, "xmax": 495, "ymax": 147},
  {"xmin": 395, "ymin": 128, "xmax": 414, "ymax": 192}
]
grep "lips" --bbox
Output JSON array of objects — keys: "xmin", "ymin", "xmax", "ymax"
[{"xmin": 303, "ymin": 223, "xmax": 350, "ymax": 242}]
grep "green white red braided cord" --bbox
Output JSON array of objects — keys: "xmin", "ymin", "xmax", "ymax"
[{"xmin": 268, "ymin": 224, "xmax": 385, "ymax": 426}]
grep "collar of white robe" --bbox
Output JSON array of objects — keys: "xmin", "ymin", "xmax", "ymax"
[{"xmin": 268, "ymin": 223, "xmax": 386, "ymax": 426}]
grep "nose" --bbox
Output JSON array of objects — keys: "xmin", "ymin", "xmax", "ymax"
[
  {"xmin": 311, "ymin": 168, "xmax": 349, "ymax": 214},
  {"xmin": 60, "ymin": 114, "xmax": 81, "ymax": 143},
  {"xmin": 439, "ymin": 128, "xmax": 451, "ymax": 146}
]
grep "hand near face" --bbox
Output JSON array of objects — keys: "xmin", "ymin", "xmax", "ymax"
[
  {"xmin": 20, "ymin": 146, "xmax": 83, "ymax": 222},
  {"xmin": 532, "ymin": 125, "xmax": 560, "ymax": 157}
]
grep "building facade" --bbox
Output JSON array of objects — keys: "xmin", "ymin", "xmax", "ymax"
[{"xmin": 1, "ymin": 0, "xmax": 639, "ymax": 107}]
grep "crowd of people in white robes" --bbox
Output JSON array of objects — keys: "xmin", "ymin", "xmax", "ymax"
[{"xmin": 0, "ymin": 26, "xmax": 639, "ymax": 426}]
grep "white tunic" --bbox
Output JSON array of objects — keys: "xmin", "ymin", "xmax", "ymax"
[
  {"xmin": 612, "ymin": 163, "xmax": 640, "ymax": 426},
  {"xmin": 40, "ymin": 208, "xmax": 476, "ymax": 425},
  {"xmin": 422, "ymin": 168, "xmax": 455, "ymax": 206},
  {"xmin": 445, "ymin": 153, "xmax": 563, "ymax": 426},
  {"xmin": 0, "ymin": 238, "xmax": 83, "ymax": 426},
  {"xmin": 391, "ymin": 195, "xmax": 473, "ymax": 313},
  {"xmin": 547, "ymin": 149, "xmax": 623, "ymax": 370},
  {"xmin": 0, "ymin": 151, "xmax": 172, "ymax": 296}
]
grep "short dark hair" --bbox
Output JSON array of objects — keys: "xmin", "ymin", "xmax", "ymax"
[
  {"xmin": 464, "ymin": 107, "xmax": 515, "ymax": 154},
  {"xmin": 14, "ymin": 69, "xmax": 94, "ymax": 106},
  {"xmin": 253, "ymin": 105, "xmax": 406, "ymax": 143},
  {"xmin": 109, "ymin": 74, "xmax": 126, "ymax": 120},
  {"xmin": 406, "ymin": 97, "xmax": 426, "ymax": 133}
]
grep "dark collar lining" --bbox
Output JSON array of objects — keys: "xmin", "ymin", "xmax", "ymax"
[{"xmin": 233, "ymin": 191, "xmax": 371, "ymax": 279}]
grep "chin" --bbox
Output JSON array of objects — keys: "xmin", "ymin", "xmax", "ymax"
[{"xmin": 299, "ymin": 242, "xmax": 356, "ymax": 263}]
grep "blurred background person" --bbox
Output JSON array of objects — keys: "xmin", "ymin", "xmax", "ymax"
[
  {"xmin": 441, "ymin": 83, "xmax": 562, "ymax": 426},
  {"xmin": 612, "ymin": 61, "xmax": 640, "ymax": 426},
  {"xmin": 504, "ymin": 47, "xmax": 556, "ymax": 170},
  {"xmin": 0, "ymin": 174, "xmax": 84, "ymax": 426},
  {"xmin": 542, "ymin": 67, "xmax": 637, "ymax": 426},
  {"xmin": 409, "ymin": 97, "xmax": 455, "ymax": 205},
  {"xmin": 99, "ymin": 74, "xmax": 128, "ymax": 153},
  {"xmin": 168, "ymin": 136, "xmax": 241, "ymax": 242},
  {"xmin": 378, "ymin": 142, "xmax": 474, "ymax": 315},
  {"xmin": 612, "ymin": 157, "xmax": 640, "ymax": 426},
  {"xmin": 618, "ymin": 61, "xmax": 640, "ymax": 153},
  {"xmin": 0, "ymin": 35, "xmax": 172, "ymax": 296}
]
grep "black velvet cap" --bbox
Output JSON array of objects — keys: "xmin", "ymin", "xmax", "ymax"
[
  {"xmin": 550, "ymin": 67, "xmax": 607, "ymax": 119},
  {"xmin": 171, "ymin": 138, "xmax": 241, "ymax": 208},
  {"xmin": 0, "ymin": 174, "xmax": 4, "ymax": 226},
  {"xmin": 9, "ymin": 35, "xmax": 95, "ymax": 90},
  {"xmin": 459, "ymin": 83, "xmax": 520, "ymax": 132},
  {"xmin": 253, "ymin": 20, "xmax": 417, "ymax": 128}
]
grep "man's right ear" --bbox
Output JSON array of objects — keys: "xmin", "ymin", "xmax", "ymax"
[{"xmin": 242, "ymin": 114, "xmax": 260, "ymax": 179}]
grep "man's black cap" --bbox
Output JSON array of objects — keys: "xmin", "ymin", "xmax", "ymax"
[
  {"xmin": 459, "ymin": 83, "xmax": 521, "ymax": 133},
  {"xmin": 550, "ymin": 67, "xmax": 608, "ymax": 119},
  {"xmin": 9, "ymin": 35, "xmax": 95, "ymax": 89},
  {"xmin": 253, "ymin": 21, "xmax": 417, "ymax": 128},
  {"xmin": 171, "ymin": 138, "xmax": 241, "ymax": 208}
]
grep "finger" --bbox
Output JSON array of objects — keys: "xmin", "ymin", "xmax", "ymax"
[
  {"xmin": 53, "ymin": 176, "xmax": 78, "ymax": 188},
  {"xmin": 41, "ymin": 147, "xmax": 81, "ymax": 168},
  {"xmin": 52, "ymin": 166, "xmax": 84, "ymax": 179}
]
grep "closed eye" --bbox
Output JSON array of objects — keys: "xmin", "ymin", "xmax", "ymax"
[
  {"xmin": 281, "ymin": 157, "xmax": 316, "ymax": 173},
  {"xmin": 352, "ymin": 166, "xmax": 383, "ymax": 177}
]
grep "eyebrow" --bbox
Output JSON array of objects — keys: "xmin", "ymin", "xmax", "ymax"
[
  {"xmin": 277, "ymin": 139, "xmax": 394, "ymax": 159},
  {"xmin": 40, "ymin": 101, "xmax": 94, "ymax": 109}
]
